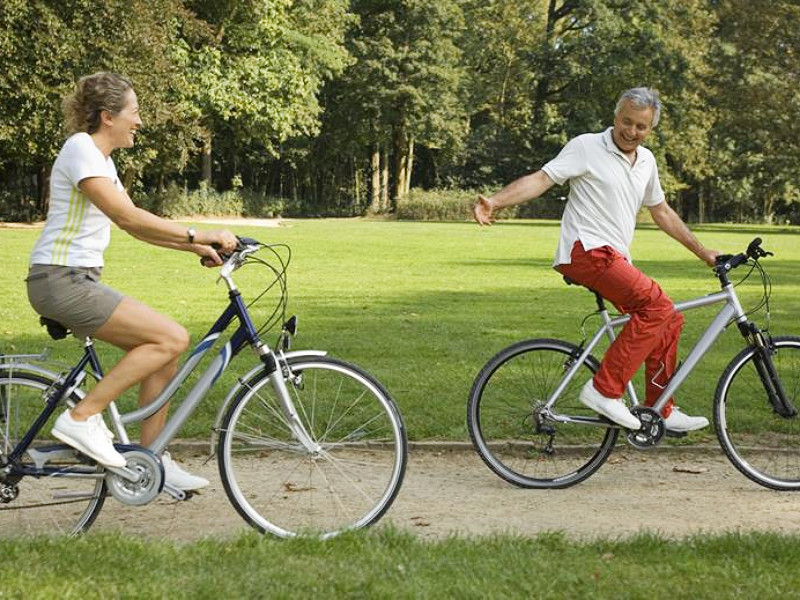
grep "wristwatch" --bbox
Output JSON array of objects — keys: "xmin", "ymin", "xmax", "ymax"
[{"xmin": 187, "ymin": 228, "xmax": 196, "ymax": 243}]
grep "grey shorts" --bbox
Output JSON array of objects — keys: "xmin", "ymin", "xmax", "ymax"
[{"xmin": 26, "ymin": 265, "xmax": 124, "ymax": 338}]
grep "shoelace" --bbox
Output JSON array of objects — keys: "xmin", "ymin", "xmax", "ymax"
[{"xmin": 89, "ymin": 414, "xmax": 115, "ymax": 441}]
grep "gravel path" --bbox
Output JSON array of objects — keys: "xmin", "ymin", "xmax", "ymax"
[{"xmin": 91, "ymin": 444, "xmax": 800, "ymax": 541}]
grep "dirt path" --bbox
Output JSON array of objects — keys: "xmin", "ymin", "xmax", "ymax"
[{"xmin": 92, "ymin": 445, "xmax": 800, "ymax": 541}]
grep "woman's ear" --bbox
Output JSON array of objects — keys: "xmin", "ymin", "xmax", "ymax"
[{"xmin": 99, "ymin": 109, "xmax": 115, "ymax": 128}]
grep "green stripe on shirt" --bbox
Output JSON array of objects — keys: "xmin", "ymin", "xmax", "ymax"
[{"xmin": 52, "ymin": 187, "xmax": 88, "ymax": 264}]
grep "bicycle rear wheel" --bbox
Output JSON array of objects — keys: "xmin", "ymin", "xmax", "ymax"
[
  {"xmin": 714, "ymin": 335, "xmax": 800, "ymax": 490},
  {"xmin": 0, "ymin": 371, "xmax": 106, "ymax": 536},
  {"xmin": 468, "ymin": 339, "xmax": 618, "ymax": 488},
  {"xmin": 218, "ymin": 356, "xmax": 407, "ymax": 538}
]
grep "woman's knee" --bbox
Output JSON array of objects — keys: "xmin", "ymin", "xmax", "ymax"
[{"xmin": 160, "ymin": 324, "xmax": 190, "ymax": 357}]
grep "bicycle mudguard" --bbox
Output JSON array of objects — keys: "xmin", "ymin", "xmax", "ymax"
[{"xmin": 208, "ymin": 350, "xmax": 328, "ymax": 454}]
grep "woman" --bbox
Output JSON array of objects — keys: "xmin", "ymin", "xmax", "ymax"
[{"xmin": 26, "ymin": 72, "xmax": 238, "ymax": 490}]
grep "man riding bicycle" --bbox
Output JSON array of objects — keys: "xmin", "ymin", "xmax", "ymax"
[{"xmin": 474, "ymin": 87, "xmax": 719, "ymax": 433}]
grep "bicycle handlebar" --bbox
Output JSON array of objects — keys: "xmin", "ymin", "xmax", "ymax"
[
  {"xmin": 200, "ymin": 236, "xmax": 261, "ymax": 267},
  {"xmin": 714, "ymin": 237, "xmax": 773, "ymax": 275}
]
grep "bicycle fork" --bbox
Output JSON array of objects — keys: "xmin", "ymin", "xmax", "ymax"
[
  {"xmin": 741, "ymin": 324, "xmax": 797, "ymax": 418},
  {"xmin": 269, "ymin": 362, "xmax": 322, "ymax": 455}
]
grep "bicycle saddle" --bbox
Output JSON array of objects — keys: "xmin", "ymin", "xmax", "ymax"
[{"xmin": 39, "ymin": 317, "xmax": 70, "ymax": 340}]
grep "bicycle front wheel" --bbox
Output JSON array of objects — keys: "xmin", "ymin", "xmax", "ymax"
[
  {"xmin": 714, "ymin": 335, "xmax": 800, "ymax": 490},
  {"xmin": 0, "ymin": 371, "xmax": 106, "ymax": 536},
  {"xmin": 468, "ymin": 339, "xmax": 618, "ymax": 489},
  {"xmin": 218, "ymin": 356, "xmax": 407, "ymax": 538}
]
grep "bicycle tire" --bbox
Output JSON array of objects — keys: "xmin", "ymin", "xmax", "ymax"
[
  {"xmin": 468, "ymin": 339, "xmax": 618, "ymax": 489},
  {"xmin": 217, "ymin": 356, "xmax": 407, "ymax": 538},
  {"xmin": 714, "ymin": 335, "xmax": 800, "ymax": 490},
  {"xmin": 0, "ymin": 370, "xmax": 106, "ymax": 536}
]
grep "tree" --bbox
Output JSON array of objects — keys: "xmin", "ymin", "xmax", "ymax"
[{"xmin": 708, "ymin": 0, "xmax": 800, "ymax": 223}]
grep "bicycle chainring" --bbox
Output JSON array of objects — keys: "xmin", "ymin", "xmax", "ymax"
[
  {"xmin": 626, "ymin": 406, "xmax": 665, "ymax": 449},
  {"xmin": 105, "ymin": 447, "xmax": 164, "ymax": 506}
]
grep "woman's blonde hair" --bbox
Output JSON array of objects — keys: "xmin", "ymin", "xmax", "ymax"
[{"xmin": 62, "ymin": 72, "xmax": 133, "ymax": 134}]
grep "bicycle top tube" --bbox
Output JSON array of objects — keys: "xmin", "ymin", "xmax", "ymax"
[{"xmin": 118, "ymin": 238, "xmax": 282, "ymax": 426}]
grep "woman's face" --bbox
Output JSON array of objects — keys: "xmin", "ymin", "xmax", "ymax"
[{"xmin": 107, "ymin": 88, "xmax": 142, "ymax": 149}]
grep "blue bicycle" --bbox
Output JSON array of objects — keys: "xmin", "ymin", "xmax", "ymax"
[{"xmin": 0, "ymin": 238, "xmax": 407, "ymax": 538}]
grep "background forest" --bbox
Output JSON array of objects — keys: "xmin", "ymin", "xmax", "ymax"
[{"xmin": 1, "ymin": 0, "xmax": 798, "ymax": 223}]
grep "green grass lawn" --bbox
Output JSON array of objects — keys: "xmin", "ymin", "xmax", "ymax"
[
  {"xmin": 2, "ymin": 529, "xmax": 800, "ymax": 598},
  {"xmin": 2, "ymin": 219, "xmax": 800, "ymax": 441},
  {"xmin": 3, "ymin": 219, "xmax": 800, "ymax": 595}
]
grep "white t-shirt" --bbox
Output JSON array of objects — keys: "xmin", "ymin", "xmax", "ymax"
[
  {"xmin": 542, "ymin": 127, "xmax": 665, "ymax": 266},
  {"xmin": 30, "ymin": 133, "xmax": 123, "ymax": 267}
]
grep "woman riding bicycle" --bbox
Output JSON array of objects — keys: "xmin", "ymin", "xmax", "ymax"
[{"xmin": 25, "ymin": 72, "xmax": 237, "ymax": 489}]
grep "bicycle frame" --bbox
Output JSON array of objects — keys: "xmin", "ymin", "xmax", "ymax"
[
  {"xmin": 543, "ymin": 280, "xmax": 750, "ymax": 426},
  {"xmin": 3, "ymin": 249, "xmax": 323, "ymax": 477}
]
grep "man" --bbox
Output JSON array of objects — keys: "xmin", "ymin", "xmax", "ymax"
[{"xmin": 473, "ymin": 87, "xmax": 718, "ymax": 432}]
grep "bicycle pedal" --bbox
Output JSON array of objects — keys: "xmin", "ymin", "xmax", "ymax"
[
  {"xmin": 162, "ymin": 483, "xmax": 192, "ymax": 501},
  {"xmin": 665, "ymin": 429, "xmax": 687, "ymax": 438}
]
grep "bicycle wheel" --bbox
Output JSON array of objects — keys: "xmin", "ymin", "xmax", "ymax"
[
  {"xmin": 714, "ymin": 335, "xmax": 800, "ymax": 490},
  {"xmin": 468, "ymin": 339, "xmax": 619, "ymax": 489},
  {"xmin": 218, "ymin": 356, "xmax": 407, "ymax": 538},
  {"xmin": 0, "ymin": 371, "xmax": 106, "ymax": 536}
]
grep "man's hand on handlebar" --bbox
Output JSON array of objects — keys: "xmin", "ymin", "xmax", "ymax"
[{"xmin": 698, "ymin": 247, "xmax": 721, "ymax": 268}]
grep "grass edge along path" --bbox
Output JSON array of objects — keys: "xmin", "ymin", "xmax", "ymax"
[{"xmin": 0, "ymin": 528, "xmax": 797, "ymax": 598}]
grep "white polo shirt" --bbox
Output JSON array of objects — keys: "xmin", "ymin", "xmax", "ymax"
[
  {"xmin": 542, "ymin": 127, "xmax": 664, "ymax": 266},
  {"xmin": 30, "ymin": 133, "xmax": 123, "ymax": 267}
]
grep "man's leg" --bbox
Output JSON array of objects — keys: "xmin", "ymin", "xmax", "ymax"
[
  {"xmin": 557, "ymin": 242, "xmax": 679, "ymax": 401},
  {"xmin": 644, "ymin": 310, "xmax": 684, "ymax": 416}
]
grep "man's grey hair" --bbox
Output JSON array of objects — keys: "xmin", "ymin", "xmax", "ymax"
[{"xmin": 615, "ymin": 87, "xmax": 661, "ymax": 128}]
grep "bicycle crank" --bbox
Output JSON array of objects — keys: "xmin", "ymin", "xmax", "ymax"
[
  {"xmin": 105, "ymin": 447, "xmax": 163, "ymax": 506},
  {"xmin": 626, "ymin": 406, "xmax": 665, "ymax": 449}
]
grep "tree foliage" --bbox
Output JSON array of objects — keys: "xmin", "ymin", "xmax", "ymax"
[{"xmin": 0, "ymin": 0, "xmax": 798, "ymax": 223}]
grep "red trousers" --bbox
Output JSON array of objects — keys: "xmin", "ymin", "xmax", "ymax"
[{"xmin": 556, "ymin": 241, "xmax": 683, "ymax": 416}]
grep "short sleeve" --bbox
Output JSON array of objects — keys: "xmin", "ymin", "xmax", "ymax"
[
  {"xmin": 61, "ymin": 133, "xmax": 114, "ymax": 188},
  {"xmin": 541, "ymin": 136, "xmax": 588, "ymax": 185},
  {"xmin": 642, "ymin": 158, "xmax": 665, "ymax": 207}
]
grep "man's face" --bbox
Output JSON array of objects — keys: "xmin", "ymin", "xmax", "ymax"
[{"xmin": 612, "ymin": 100, "xmax": 654, "ymax": 155}]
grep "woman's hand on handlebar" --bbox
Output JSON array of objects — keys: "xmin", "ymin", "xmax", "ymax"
[
  {"xmin": 195, "ymin": 243, "xmax": 224, "ymax": 267},
  {"xmin": 195, "ymin": 229, "xmax": 238, "ymax": 252},
  {"xmin": 192, "ymin": 229, "xmax": 238, "ymax": 268}
]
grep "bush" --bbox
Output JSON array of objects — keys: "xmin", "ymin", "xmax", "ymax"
[
  {"xmin": 395, "ymin": 188, "xmax": 520, "ymax": 221},
  {"xmin": 240, "ymin": 189, "xmax": 286, "ymax": 218}
]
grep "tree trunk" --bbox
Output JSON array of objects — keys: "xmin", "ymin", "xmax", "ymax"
[
  {"xmin": 698, "ymin": 187, "xmax": 706, "ymax": 224},
  {"xmin": 405, "ymin": 137, "xmax": 414, "ymax": 195},
  {"xmin": 370, "ymin": 145, "xmax": 381, "ymax": 212},
  {"xmin": 381, "ymin": 144, "xmax": 390, "ymax": 210},
  {"xmin": 764, "ymin": 194, "xmax": 775, "ymax": 224},
  {"xmin": 37, "ymin": 165, "xmax": 49, "ymax": 216},
  {"xmin": 353, "ymin": 157, "xmax": 362, "ymax": 213},
  {"xmin": 202, "ymin": 137, "xmax": 212, "ymax": 186},
  {"xmin": 395, "ymin": 124, "xmax": 408, "ymax": 200}
]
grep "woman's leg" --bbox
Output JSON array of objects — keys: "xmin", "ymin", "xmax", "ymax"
[{"xmin": 71, "ymin": 297, "xmax": 189, "ymax": 439}]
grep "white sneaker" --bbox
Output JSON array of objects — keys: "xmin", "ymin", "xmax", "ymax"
[
  {"xmin": 579, "ymin": 380, "xmax": 641, "ymax": 429},
  {"xmin": 52, "ymin": 410, "xmax": 126, "ymax": 468},
  {"xmin": 90, "ymin": 414, "xmax": 115, "ymax": 440},
  {"xmin": 664, "ymin": 407, "xmax": 709, "ymax": 432},
  {"xmin": 162, "ymin": 451, "xmax": 209, "ymax": 491}
]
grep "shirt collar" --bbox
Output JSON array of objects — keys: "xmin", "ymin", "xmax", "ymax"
[{"xmin": 602, "ymin": 126, "xmax": 646, "ymax": 165}]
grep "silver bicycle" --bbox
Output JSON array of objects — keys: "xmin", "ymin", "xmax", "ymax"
[
  {"xmin": 0, "ymin": 238, "xmax": 407, "ymax": 537},
  {"xmin": 468, "ymin": 238, "xmax": 800, "ymax": 490}
]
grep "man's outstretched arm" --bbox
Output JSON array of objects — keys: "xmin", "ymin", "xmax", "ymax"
[{"xmin": 648, "ymin": 201, "xmax": 719, "ymax": 267}]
